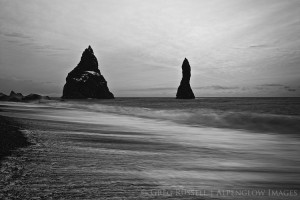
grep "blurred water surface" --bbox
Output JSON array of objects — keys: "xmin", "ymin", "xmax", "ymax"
[{"xmin": 0, "ymin": 98, "xmax": 299, "ymax": 199}]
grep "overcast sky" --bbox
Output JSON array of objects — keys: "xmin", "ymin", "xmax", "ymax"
[{"xmin": 0, "ymin": 0, "xmax": 299, "ymax": 97}]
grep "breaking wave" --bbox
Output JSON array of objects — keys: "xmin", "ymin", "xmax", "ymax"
[{"xmin": 46, "ymin": 100, "xmax": 300, "ymax": 135}]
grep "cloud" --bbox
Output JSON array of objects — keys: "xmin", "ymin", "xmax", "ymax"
[
  {"xmin": 194, "ymin": 86, "xmax": 240, "ymax": 90},
  {"xmin": 1, "ymin": 30, "xmax": 68, "ymax": 54},
  {"xmin": 257, "ymin": 84, "xmax": 297, "ymax": 92},
  {"xmin": 260, "ymin": 84, "xmax": 285, "ymax": 87},
  {"xmin": 0, "ymin": 0, "xmax": 300, "ymax": 97},
  {"xmin": 248, "ymin": 44, "xmax": 271, "ymax": 49},
  {"xmin": 123, "ymin": 85, "xmax": 240, "ymax": 92},
  {"xmin": 122, "ymin": 84, "xmax": 298, "ymax": 93},
  {"xmin": 0, "ymin": 77, "xmax": 61, "ymax": 96},
  {"xmin": 284, "ymin": 86, "xmax": 297, "ymax": 92},
  {"xmin": 122, "ymin": 87, "xmax": 175, "ymax": 91},
  {"xmin": 3, "ymin": 32, "xmax": 33, "ymax": 40}
]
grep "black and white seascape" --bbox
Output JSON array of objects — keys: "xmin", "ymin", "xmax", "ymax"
[{"xmin": 1, "ymin": 1, "xmax": 300, "ymax": 200}]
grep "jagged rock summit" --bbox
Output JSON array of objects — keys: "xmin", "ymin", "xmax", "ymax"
[
  {"xmin": 176, "ymin": 58, "xmax": 195, "ymax": 99},
  {"xmin": 9, "ymin": 91, "xmax": 24, "ymax": 101},
  {"xmin": 0, "ymin": 91, "xmax": 50, "ymax": 102},
  {"xmin": 62, "ymin": 46, "xmax": 114, "ymax": 99}
]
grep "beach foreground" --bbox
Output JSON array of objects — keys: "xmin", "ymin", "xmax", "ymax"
[
  {"xmin": 0, "ymin": 99, "xmax": 300, "ymax": 199},
  {"xmin": 0, "ymin": 116, "xmax": 30, "ymax": 161}
]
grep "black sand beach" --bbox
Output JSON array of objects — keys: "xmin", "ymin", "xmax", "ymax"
[
  {"xmin": 0, "ymin": 100, "xmax": 300, "ymax": 199},
  {"xmin": 0, "ymin": 105, "xmax": 186, "ymax": 199},
  {"xmin": 0, "ymin": 117, "xmax": 160, "ymax": 199},
  {"xmin": 0, "ymin": 115, "xmax": 30, "ymax": 161}
]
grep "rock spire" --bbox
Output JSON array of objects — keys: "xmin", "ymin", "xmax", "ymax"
[{"xmin": 176, "ymin": 58, "xmax": 195, "ymax": 99}]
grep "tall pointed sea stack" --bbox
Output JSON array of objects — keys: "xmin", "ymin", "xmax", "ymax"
[
  {"xmin": 62, "ymin": 46, "xmax": 114, "ymax": 99},
  {"xmin": 176, "ymin": 58, "xmax": 195, "ymax": 99}
]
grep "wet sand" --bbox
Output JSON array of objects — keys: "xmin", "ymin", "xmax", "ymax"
[
  {"xmin": 0, "ymin": 115, "xmax": 30, "ymax": 161},
  {"xmin": 0, "ymin": 102, "xmax": 299, "ymax": 199},
  {"xmin": 0, "ymin": 118, "xmax": 161, "ymax": 199}
]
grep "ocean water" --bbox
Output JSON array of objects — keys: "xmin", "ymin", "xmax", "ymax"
[
  {"xmin": 0, "ymin": 97, "xmax": 300, "ymax": 199},
  {"xmin": 53, "ymin": 97, "xmax": 300, "ymax": 135}
]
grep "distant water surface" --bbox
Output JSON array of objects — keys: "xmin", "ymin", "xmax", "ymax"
[{"xmin": 51, "ymin": 97, "xmax": 300, "ymax": 135}]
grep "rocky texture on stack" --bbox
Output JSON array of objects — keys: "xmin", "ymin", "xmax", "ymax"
[
  {"xmin": 0, "ymin": 92, "xmax": 8, "ymax": 101},
  {"xmin": 62, "ymin": 46, "xmax": 114, "ymax": 99},
  {"xmin": 8, "ymin": 91, "xmax": 24, "ymax": 102},
  {"xmin": 22, "ymin": 94, "xmax": 50, "ymax": 101},
  {"xmin": 176, "ymin": 58, "xmax": 195, "ymax": 99}
]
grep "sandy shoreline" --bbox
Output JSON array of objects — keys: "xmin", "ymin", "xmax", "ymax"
[
  {"xmin": 1, "ymin": 102, "xmax": 300, "ymax": 200},
  {"xmin": 1, "ymin": 114, "xmax": 198, "ymax": 199},
  {"xmin": 0, "ymin": 116, "xmax": 163, "ymax": 199}
]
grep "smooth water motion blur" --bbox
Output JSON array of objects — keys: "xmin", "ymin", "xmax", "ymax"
[{"xmin": 0, "ymin": 97, "xmax": 299, "ymax": 199}]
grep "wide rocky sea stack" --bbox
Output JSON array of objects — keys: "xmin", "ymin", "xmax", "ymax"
[
  {"xmin": 62, "ymin": 46, "xmax": 114, "ymax": 99},
  {"xmin": 176, "ymin": 58, "xmax": 195, "ymax": 99}
]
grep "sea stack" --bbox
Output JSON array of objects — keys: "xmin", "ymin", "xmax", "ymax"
[
  {"xmin": 176, "ymin": 58, "xmax": 195, "ymax": 99},
  {"xmin": 62, "ymin": 46, "xmax": 114, "ymax": 99},
  {"xmin": 9, "ymin": 91, "xmax": 24, "ymax": 102}
]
